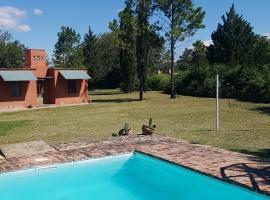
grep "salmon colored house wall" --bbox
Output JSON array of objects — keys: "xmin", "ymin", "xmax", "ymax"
[
  {"xmin": 0, "ymin": 79, "xmax": 37, "ymax": 110},
  {"xmin": 0, "ymin": 49, "xmax": 90, "ymax": 110},
  {"xmin": 24, "ymin": 49, "xmax": 48, "ymax": 78},
  {"xmin": 44, "ymin": 69, "xmax": 89, "ymax": 105}
]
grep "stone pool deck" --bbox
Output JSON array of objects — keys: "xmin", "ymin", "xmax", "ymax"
[{"xmin": 0, "ymin": 135, "xmax": 269, "ymax": 196}]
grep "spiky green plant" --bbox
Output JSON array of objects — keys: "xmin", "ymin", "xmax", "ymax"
[{"xmin": 148, "ymin": 118, "xmax": 156, "ymax": 129}]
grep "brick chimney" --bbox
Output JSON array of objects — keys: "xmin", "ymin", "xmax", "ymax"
[{"xmin": 24, "ymin": 49, "xmax": 48, "ymax": 78}]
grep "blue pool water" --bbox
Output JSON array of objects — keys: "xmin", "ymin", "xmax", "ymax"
[{"xmin": 0, "ymin": 152, "xmax": 269, "ymax": 200}]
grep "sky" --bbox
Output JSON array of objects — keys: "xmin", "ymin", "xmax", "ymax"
[{"xmin": 0, "ymin": 0, "xmax": 269, "ymax": 59}]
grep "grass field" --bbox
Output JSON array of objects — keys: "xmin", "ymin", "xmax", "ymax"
[{"xmin": 0, "ymin": 90, "xmax": 270, "ymax": 159}]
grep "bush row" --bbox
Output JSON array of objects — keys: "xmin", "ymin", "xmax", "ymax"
[{"xmin": 147, "ymin": 64, "xmax": 270, "ymax": 102}]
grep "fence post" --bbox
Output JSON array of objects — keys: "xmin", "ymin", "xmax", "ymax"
[{"xmin": 216, "ymin": 74, "xmax": 219, "ymax": 131}]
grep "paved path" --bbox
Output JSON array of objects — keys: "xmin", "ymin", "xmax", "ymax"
[
  {"xmin": 0, "ymin": 140, "xmax": 56, "ymax": 158},
  {"xmin": 0, "ymin": 135, "xmax": 269, "ymax": 195}
]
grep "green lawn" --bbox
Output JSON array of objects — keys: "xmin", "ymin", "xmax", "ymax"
[{"xmin": 0, "ymin": 90, "xmax": 270, "ymax": 159}]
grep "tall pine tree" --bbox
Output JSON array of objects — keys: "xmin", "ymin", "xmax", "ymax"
[
  {"xmin": 136, "ymin": 0, "xmax": 151, "ymax": 100},
  {"xmin": 154, "ymin": 0, "xmax": 205, "ymax": 98},
  {"xmin": 118, "ymin": 0, "xmax": 137, "ymax": 93},
  {"xmin": 208, "ymin": 4, "xmax": 256, "ymax": 66},
  {"xmin": 83, "ymin": 27, "xmax": 97, "ymax": 77}
]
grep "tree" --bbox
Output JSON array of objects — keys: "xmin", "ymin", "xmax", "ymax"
[
  {"xmin": 253, "ymin": 35, "xmax": 270, "ymax": 66},
  {"xmin": 208, "ymin": 4, "xmax": 256, "ymax": 66},
  {"xmin": 83, "ymin": 26, "xmax": 97, "ymax": 74},
  {"xmin": 177, "ymin": 48, "xmax": 193, "ymax": 70},
  {"xmin": 90, "ymin": 32, "xmax": 121, "ymax": 87},
  {"xmin": 0, "ymin": 30, "xmax": 25, "ymax": 68},
  {"xmin": 118, "ymin": 0, "xmax": 137, "ymax": 93},
  {"xmin": 53, "ymin": 26, "xmax": 83, "ymax": 68},
  {"xmin": 147, "ymin": 24, "xmax": 165, "ymax": 73},
  {"xmin": 154, "ymin": 0, "xmax": 205, "ymax": 98},
  {"xmin": 136, "ymin": 0, "xmax": 152, "ymax": 100},
  {"xmin": 0, "ymin": 30, "xmax": 12, "ymax": 43},
  {"xmin": 192, "ymin": 40, "xmax": 209, "ymax": 67}
]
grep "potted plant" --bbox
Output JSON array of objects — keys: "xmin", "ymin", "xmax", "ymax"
[
  {"xmin": 117, "ymin": 122, "xmax": 133, "ymax": 136},
  {"xmin": 142, "ymin": 118, "xmax": 156, "ymax": 135}
]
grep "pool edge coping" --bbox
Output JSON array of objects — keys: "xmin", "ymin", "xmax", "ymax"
[{"xmin": 0, "ymin": 152, "xmax": 133, "ymax": 176}]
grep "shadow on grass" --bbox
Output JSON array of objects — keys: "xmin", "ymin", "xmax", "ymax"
[
  {"xmin": 185, "ymin": 129, "xmax": 270, "ymax": 132},
  {"xmin": 90, "ymin": 91, "xmax": 123, "ymax": 96},
  {"xmin": 0, "ymin": 120, "xmax": 32, "ymax": 136},
  {"xmin": 235, "ymin": 149, "xmax": 270, "ymax": 160},
  {"xmin": 92, "ymin": 98, "xmax": 141, "ymax": 103},
  {"xmin": 250, "ymin": 107, "xmax": 270, "ymax": 116}
]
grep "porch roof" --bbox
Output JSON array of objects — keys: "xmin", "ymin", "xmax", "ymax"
[
  {"xmin": 59, "ymin": 70, "xmax": 91, "ymax": 80},
  {"xmin": 0, "ymin": 70, "xmax": 36, "ymax": 81}
]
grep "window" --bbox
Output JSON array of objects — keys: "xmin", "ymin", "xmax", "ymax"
[
  {"xmin": 33, "ymin": 56, "xmax": 36, "ymax": 61},
  {"xmin": 10, "ymin": 82, "xmax": 21, "ymax": 97},
  {"xmin": 68, "ymin": 80, "xmax": 76, "ymax": 94},
  {"xmin": 37, "ymin": 56, "xmax": 40, "ymax": 61}
]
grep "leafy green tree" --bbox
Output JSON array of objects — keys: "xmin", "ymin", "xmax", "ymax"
[
  {"xmin": 176, "ymin": 48, "xmax": 193, "ymax": 71},
  {"xmin": 92, "ymin": 32, "xmax": 121, "ymax": 87},
  {"xmin": 192, "ymin": 40, "xmax": 209, "ymax": 67},
  {"xmin": 0, "ymin": 30, "xmax": 12, "ymax": 43},
  {"xmin": 253, "ymin": 35, "xmax": 270, "ymax": 66},
  {"xmin": 83, "ymin": 26, "xmax": 97, "ymax": 74},
  {"xmin": 109, "ymin": 19, "xmax": 119, "ymax": 32},
  {"xmin": 0, "ymin": 30, "xmax": 25, "ymax": 68},
  {"xmin": 118, "ymin": 0, "xmax": 137, "ymax": 93},
  {"xmin": 208, "ymin": 4, "xmax": 256, "ymax": 65},
  {"xmin": 147, "ymin": 25, "xmax": 164, "ymax": 73},
  {"xmin": 53, "ymin": 26, "xmax": 83, "ymax": 68},
  {"xmin": 159, "ymin": 50, "xmax": 171, "ymax": 72},
  {"xmin": 154, "ymin": 0, "xmax": 205, "ymax": 98},
  {"xmin": 136, "ymin": 0, "xmax": 152, "ymax": 100}
]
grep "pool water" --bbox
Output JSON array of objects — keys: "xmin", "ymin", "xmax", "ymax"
[{"xmin": 0, "ymin": 152, "xmax": 269, "ymax": 200}]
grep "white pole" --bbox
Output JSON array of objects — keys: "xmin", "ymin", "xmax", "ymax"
[{"xmin": 216, "ymin": 74, "xmax": 219, "ymax": 131}]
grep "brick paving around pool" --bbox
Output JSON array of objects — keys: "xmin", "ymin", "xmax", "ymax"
[{"xmin": 0, "ymin": 135, "xmax": 269, "ymax": 196}]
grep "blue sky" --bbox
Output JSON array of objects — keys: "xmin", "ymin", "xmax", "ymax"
[{"xmin": 0, "ymin": 0, "xmax": 269, "ymax": 59}]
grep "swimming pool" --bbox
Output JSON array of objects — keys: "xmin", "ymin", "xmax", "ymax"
[{"xmin": 0, "ymin": 152, "xmax": 269, "ymax": 200}]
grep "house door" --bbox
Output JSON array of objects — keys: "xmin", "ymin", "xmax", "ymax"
[{"xmin": 37, "ymin": 80, "xmax": 44, "ymax": 106}]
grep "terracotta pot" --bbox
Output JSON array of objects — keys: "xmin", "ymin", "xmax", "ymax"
[
  {"xmin": 142, "ymin": 125, "xmax": 155, "ymax": 135},
  {"xmin": 127, "ymin": 128, "xmax": 133, "ymax": 135},
  {"xmin": 118, "ymin": 128, "xmax": 133, "ymax": 136}
]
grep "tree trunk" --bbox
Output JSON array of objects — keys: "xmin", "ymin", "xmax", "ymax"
[
  {"xmin": 140, "ymin": 80, "xmax": 143, "ymax": 100},
  {"xmin": 137, "ymin": 34, "xmax": 144, "ymax": 101},
  {"xmin": 170, "ymin": 40, "xmax": 175, "ymax": 99},
  {"xmin": 170, "ymin": 0, "xmax": 176, "ymax": 99}
]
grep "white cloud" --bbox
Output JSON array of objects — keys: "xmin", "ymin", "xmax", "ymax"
[
  {"xmin": 262, "ymin": 33, "xmax": 270, "ymax": 39},
  {"xmin": 203, "ymin": 40, "xmax": 213, "ymax": 47},
  {"xmin": 17, "ymin": 24, "xmax": 30, "ymax": 32},
  {"xmin": 33, "ymin": 8, "xmax": 43, "ymax": 15},
  {"xmin": 0, "ymin": 6, "xmax": 30, "ymax": 32}
]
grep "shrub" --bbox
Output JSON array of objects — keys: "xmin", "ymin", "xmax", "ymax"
[{"xmin": 147, "ymin": 74, "xmax": 170, "ymax": 91}]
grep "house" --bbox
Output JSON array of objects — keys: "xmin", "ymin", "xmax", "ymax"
[{"xmin": 0, "ymin": 49, "xmax": 91, "ymax": 110}]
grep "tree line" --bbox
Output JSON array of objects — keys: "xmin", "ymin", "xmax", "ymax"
[
  {"xmin": 174, "ymin": 5, "xmax": 270, "ymax": 101},
  {"xmin": 51, "ymin": 0, "xmax": 205, "ymax": 100},
  {"xmin": 1, "ymin": 2, "xmax": 270, "ymax": 101},
  {"xmin": 0, "ymin": 0, "xmax": 205, "ymax": 101},
  {"xmin": 0, "ymin": 30, "xmax": 25, "ymax": 68}
]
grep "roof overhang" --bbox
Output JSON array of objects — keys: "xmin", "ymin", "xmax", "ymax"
[
  {"xmin": 0, "ymin": 70, "xmax": 36, "ymax": 81},
  {"xmin": 59, "ymin": 70, "xmax": 91, "ymax": 80}
]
